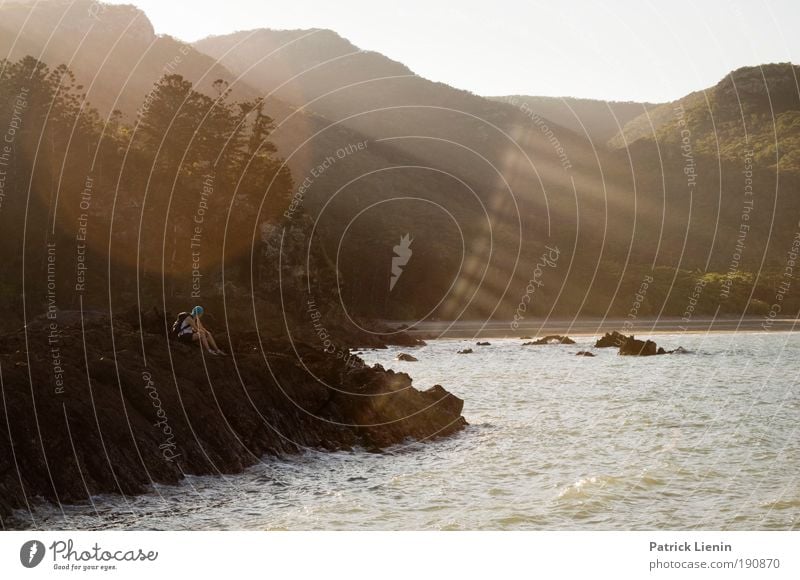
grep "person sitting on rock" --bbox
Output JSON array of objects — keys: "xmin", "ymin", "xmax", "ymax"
[{"xmin": 176, "ymin": 305, "xmax": 227, "ymax": 356}]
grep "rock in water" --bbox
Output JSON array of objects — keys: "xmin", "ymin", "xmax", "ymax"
[
  {"xmin": 476, "ymin": 341, "xmax": 491, "ymax": 346},
  {"xmin": 457, "ymin": 348, "xmax": 473, "ymax": 354},
  {"xmin": 576, "ymin": 351, "xmax": 596, "ymax": 357},
  {"xmin": 595, "ymin": 331, "xmax": 627, "ymax": 348},
  {"xmin": 614, "ymin": 335, "xmax": 685, "ymax": 356},
  {"xmin": 397, "ymin": 353, "xmax": 418, "ymax": 362},
  {"xmin": 525, "ymin": 335, "xmax": 576, "ymax": 345},
  {"xmin": 618, "ymin": 335, "xmax": 660, "ymax": 356}
]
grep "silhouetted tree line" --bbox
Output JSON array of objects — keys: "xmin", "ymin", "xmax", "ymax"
[{"xmin": 0, "ymin": 57, "xmax": 304, "ymax": 331}]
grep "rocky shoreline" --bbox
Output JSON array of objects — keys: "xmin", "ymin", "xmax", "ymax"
[
  {"xmin": 595, "ymin": 331, "xmax": 686, "ymax": 356},
  {"xmin": 0, "ymin": 314, "xmax": 466, "ymax": 524}
]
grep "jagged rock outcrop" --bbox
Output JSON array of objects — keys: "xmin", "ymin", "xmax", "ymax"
[
  {"xmin": 618, "ymin": 335, "xmax": 661, "ymax": 356},
  {"xmin": 0, "ymin": 315, "xmax": 466, "ymax": 521},
  {"xmin": 595, "ymin": 331, "xmax": 627, "ymax": 348},
  {"xmin": 616, "ymin": 334, "xmax": 685, "ymax": 356},
  {"xmin": 524, "ymin": 335, "xmax": 576, "ymax": 345}
]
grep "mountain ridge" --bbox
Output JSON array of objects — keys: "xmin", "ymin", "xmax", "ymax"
[
  {"xmin": 610, "ymin": 63, "xmax": 800, "ymax": 170},
  {"xmin": 4, "ymin": 1, "xmax": 800, "ymax": 321}
]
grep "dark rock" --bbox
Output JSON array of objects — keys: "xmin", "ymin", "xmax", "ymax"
[
  {"xmin": 397, "ymin": 353, "xmax": 418, "ymax": 362},
  {"xmin": 619, "ymin": 335, "xmax": 660, "ymax": 356},
  {"xmin": 576, "ymin": 351, "xmax": 596, "ymax": 357},
  {"xmin": 0, "ymin": 315, "xmax": 466, "ymax": 522},
  {"xmin": 476, "ymin": 341, "xmax": 491, "ymax": 346},
  {"xmin": 668, "ymin": 346, "xmax": 690, "ymax": 354},
  {"xmin": 595, "ymin": 331, "xmax": 628, "ymax": 348},
  {"xmin": 524, "ymin": 335, "xmax": 576, "ymax": 345},
  {"xmin": 457, "ymin": 348, "xmax": 473, "ymax": 354}
]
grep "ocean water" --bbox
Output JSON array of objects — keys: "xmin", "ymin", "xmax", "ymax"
[{"xmin": 11, "ymin": 332, "xmax": 800, "ymax": 530}]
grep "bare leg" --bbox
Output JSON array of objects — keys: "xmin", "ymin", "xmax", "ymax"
[
  {"xmin": 206, "ymin": 332, "xmax": 226, "ymax": 355},
  {"xmin": 194, "ymin": 332, "xmax": 215, "ymax": 354}
]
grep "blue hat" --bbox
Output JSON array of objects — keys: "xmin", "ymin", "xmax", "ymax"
[{"xmin": 191, "ymin": 305, "xmax": 204, "ymax": 316}]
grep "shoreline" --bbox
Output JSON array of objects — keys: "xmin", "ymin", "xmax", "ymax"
[
  {"xmin": 380, "ymin": 317, "xmax": 799, "ymax": 339},
  {"xmin": 0, "ymin": 316, "xmax": 467, "ymax": 524}
]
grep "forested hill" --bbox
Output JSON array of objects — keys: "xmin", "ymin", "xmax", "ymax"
[
  {"xmin": 0, "ymin": 55, "xmax": 320, "ymax": 337},
  {"xmin": 610, "ymin": 63, "xmax": 800, "ymax": 172},
  {"xmin": 194, "ymin": 26, "xmax": 800, "ymax": 320},
  {"xmin": 0, "ymin": 0, "xmax": 257, "ymax": 115},
  {"xmin": 4, "ymin": 0, "xmax": 800, "ymax": 324},
  {"xmin": 0, "ymin": 56, "xmax": 465, "ymax": 522}
]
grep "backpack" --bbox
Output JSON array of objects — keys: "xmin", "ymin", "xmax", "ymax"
[{"xmin": 170, "ymin": 312, "xmax": 191, "ymax": 339}]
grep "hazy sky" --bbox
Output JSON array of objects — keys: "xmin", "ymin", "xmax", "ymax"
[{"xmin": 106, "ymin": 0, "xmax": 798, "ymax": 103}]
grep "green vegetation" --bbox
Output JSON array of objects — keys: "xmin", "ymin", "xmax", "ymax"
[{"xmin": 616, "ymin": 64, "xmax": 800, "ymax": 173}]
